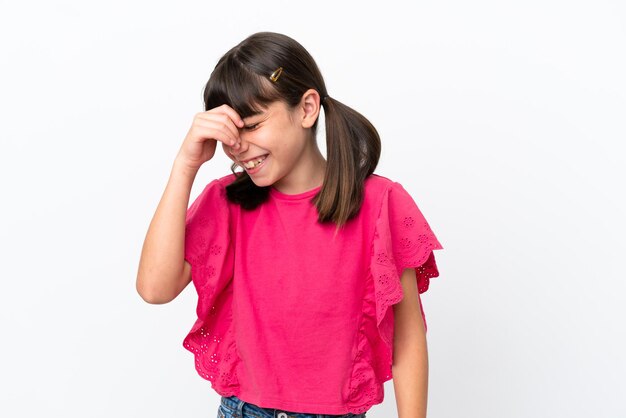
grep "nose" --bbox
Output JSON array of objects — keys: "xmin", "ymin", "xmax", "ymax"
[{"xmin": 228, "ymin": 132, "xmax": 248, "ymax": 157}]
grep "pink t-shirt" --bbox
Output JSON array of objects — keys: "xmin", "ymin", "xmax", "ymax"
[{"xmin": 182, "ymin": 172, "xmax": 443, "ymax": 415}]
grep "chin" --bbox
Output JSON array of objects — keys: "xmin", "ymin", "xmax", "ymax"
[{"xmin": 246, "ymin": 175, "xmax": 273, "ymax": 188}]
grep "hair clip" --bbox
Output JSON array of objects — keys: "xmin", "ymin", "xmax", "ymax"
[{"xmin": 269, "ymin": 66, "xmax": 283, "ymax": 82}]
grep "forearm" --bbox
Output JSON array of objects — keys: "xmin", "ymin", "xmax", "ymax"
[
  {"xmin": 392, "ymin": 335, "xmax": 429, "ymax": 418},
  {"xmin": 136, "ymin": 158, "xmax": 198, "ymax": 303}
]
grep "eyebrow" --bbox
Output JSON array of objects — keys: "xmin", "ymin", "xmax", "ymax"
[
  {"xmin": 244, "ymin": 109, "xmax": 265, "ymax": 119},
  {"xmin": 243, "ymin": 111, "xmax": 268, "ymax": 123}
]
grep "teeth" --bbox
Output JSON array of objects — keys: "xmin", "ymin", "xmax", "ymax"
[{"xmin": 243, "ymin": 155, "xmax": 267, "ymax": 169}]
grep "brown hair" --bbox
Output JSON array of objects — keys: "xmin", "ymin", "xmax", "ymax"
[{"xmin": 203, "ymin": 31, "xmax": 381, "ymax": 233}]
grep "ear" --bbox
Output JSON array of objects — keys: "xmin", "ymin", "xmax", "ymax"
[{"xmin": 299, "ymin": 88, "xmax": 322, "ymax": 129}]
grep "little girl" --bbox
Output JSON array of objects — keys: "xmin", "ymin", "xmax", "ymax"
[{"xmin": 137, "ymin": 31, "xmax": 444, "ymax": 418}]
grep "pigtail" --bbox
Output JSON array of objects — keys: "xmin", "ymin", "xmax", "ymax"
[{"xmin": 312, "ymin": 95, "xmax": 381, "ymax": 234}]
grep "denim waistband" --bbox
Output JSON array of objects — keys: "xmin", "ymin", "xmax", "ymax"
[{"xmin": 220, "ymin": 394, "xmax": 365, "ymax": 418}]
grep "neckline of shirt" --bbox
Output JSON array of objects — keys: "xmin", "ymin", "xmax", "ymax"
[{"xmin": 269, "ymin": 184, "xmax": 322, "ymax": 201}]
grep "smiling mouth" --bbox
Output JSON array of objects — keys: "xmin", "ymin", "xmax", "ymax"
[{"xmin": 241, "ymin": 154, "xmax": 269, "ymax": 169}]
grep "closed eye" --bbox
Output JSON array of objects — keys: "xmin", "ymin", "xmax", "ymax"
[{"xmin": 243, "ymin": 123, "xmax": 260, "ymax": 131}]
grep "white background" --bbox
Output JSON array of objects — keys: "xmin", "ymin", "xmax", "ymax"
[{"xmin": 1, "ymin": 1, "xmax": 625, "ymax": 417}]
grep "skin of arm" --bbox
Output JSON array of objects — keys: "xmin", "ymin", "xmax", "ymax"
[
  {"xmin": 135, "ymin": 158, "xmax": 197, "ymax": 304},
  {"xmin": 392, "ymin": 267, "xmax": 429, "ymax": 418}
]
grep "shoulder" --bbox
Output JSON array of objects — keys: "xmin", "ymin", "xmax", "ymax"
[
  {"xmin": 365, "ymin": 174, "xmax": 426, "ymax": 221},
  {"xmin": 194, "ymin": 173, "xmax": 238, "ymax": 196},
  {"xmin": 216, "ymin": 172, "xmax": 238, "ymax": 184},
  {"xmin": 365, "ymin": 173, "xmax": 408, "ymax": 197},
  {"xmin": 188, "ymin": 173, "xmax": 238, "ymax": 214},
  {"xmin": 365, "ymin": 173, "xmax": 393, "ymax": 191},
  {"xmin": 361, "ymin": 174, "xmax": 413, "ymax": 220},
  {"xmin": 214, "ymin": 172, "xmax": 238, "ymax": 188}
]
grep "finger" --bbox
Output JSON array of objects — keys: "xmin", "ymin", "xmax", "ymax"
[
  {"xmin": 222, "ymin": 142, "xmax": 237, "ymax": 161},
  {"xmin": 218, "ymin": 104, "xmax": 245, "ymax": 129},
  {"xmin": 196, "ymin": 122, "xmax": 238, "ymax": 147},
  {"xmin": 196, "ymin": 112, "xmax": 240, "ymax": 144},
  {"xmin": 196, "ymin": 119, "xmax": 239, "ymax": 146}
]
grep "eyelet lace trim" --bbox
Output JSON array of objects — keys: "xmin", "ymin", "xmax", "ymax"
[
  {"xmin": 346, "ymin": 182, "xmax": 442, "ymax": 413},
  {"xmin": 182, "ymin": 179, "xmax": 240, "ymax": 396}
]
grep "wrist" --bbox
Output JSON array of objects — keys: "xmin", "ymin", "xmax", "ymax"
[{"xmin": 172, "ymin": 157, "xmax": 200, "ymax": 180}]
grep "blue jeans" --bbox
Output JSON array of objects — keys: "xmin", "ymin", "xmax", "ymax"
[{"xmin": 217, "ymin": 395, "xmax": 368, "ymax": 418}]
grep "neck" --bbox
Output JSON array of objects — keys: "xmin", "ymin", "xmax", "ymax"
[{"xmin": 271, "ymin": 144, "xmax": 327, "ymax": 195}]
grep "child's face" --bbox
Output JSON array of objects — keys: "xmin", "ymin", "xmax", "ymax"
[{"xmin": 223, "ymin": 92, "xmax": 323, "ymax": 190}]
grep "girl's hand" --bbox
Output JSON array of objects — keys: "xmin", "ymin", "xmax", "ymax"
[{"xmin": 176, "ymin": 104, "xmax": 245, "ymax": 171}]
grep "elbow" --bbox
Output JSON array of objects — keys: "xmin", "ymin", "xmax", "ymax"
[
  {"xmin": 136, "ymin": 274, "xmax": 176, "ymax": 304},
  {"xmin": 136, "ymin": 260, "xmax": 191, "ymax": 304}
]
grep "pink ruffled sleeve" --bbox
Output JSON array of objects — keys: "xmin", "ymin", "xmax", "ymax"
[
  {"xmin": 184, "ymin": 179, "xmax": 232, "ymax": 287},
  {"xmin": 386, "ymin": 181, "xmax": 443, "ymax": 295},
  {"xmin": 371, "ymin": 181, "xmax": 444, "ymax": 343},
  {"xmin": 182, "ymin": 178, "xmax": 238, "ymax": 390}
]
